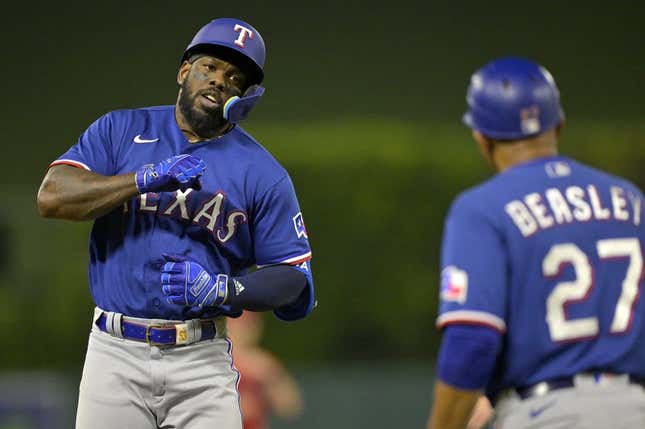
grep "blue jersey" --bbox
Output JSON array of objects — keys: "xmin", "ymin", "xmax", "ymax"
[
  {"xmin": 51, "ymin": 106, "xmax": 313, "ymax": 320},
  {"xmin": 437, "ymin": 156, "xmax": 645, "ymax": 393}
]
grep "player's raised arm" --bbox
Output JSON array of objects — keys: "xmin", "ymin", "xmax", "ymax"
[
  {"xmin": 37, "ymin": 154, "xmax": 205, "ymax": 221},
  {"xmin": 37, "ymin": 165, "xmax": 138, "ymax": 221}
]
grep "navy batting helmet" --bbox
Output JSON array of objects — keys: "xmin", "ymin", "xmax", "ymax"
[
  {"xmin": 462, "ymin": 57, "xmax": 564, "ymax": 140},
  {"xmin": 182, "ymin": 18, "xmax": 266, "ymax": 85}
]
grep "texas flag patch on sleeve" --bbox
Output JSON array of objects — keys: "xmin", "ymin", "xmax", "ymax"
[
  {"xmin": 440, "ymin": 265, "xmax": 468, "ymax": 304},
  {"xmin": 293, "ymin": 212, "xmax": 308, "ymax": 239}
]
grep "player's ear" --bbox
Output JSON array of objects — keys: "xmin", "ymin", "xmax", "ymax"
[{"xmin": 177, "ymin": 61, "xmax": 192, "ymax": 86}]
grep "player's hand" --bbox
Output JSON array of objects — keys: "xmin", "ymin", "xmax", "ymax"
[
  {"xmin": 135, "ymin": 154, "xmax": 206, "ymax": 194},
  {"xmin": 160, "ymin": 253, "xmax": 229, "ymax": 308}
]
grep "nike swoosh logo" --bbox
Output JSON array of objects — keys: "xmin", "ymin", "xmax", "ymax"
[
  {"xmin": 529, "ymin": 400, "xmax": 557, "ymax": 418},
  {"xmin": 133, "ymin": 135, "xmax": 159, "ymax": 144}
]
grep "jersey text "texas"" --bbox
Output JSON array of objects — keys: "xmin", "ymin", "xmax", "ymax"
[{"xmin": 125, "ymin": 190, "xmax": 246, "ymax": 243}]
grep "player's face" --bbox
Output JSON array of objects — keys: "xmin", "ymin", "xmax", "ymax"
[{"xmin": 176, "ymin": 56, "xmax": 248, "ymax": 137}]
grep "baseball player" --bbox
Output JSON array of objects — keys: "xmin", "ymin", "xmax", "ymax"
[
  {"xmin": 427, "ymin": 58, "xmax": 645, "ymax": 429},
  {"xmin": 37, "ymin": 18, "xmax": 315, "ymax": 429}
]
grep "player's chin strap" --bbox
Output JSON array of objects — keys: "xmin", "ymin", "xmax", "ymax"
[{"xmin": 223, "ymin": 85, "xmax": 265, "ymax": 124}]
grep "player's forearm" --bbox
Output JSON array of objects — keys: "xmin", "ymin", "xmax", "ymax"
[
  {"xmin": 37, "ymin": 165, "xmax": 139, "ymax": 221},
  {"xmin": 427, "ymin": 380, "xmax": 481, "ymax": 429},
  {"xmin": 229, "ymin": 265, "xmax": 307, "ymax": 311}
]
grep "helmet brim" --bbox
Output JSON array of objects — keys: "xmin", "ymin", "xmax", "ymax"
[{"xmin": 181, "ymin": 44, "xmax": 264, "ymax": 85}]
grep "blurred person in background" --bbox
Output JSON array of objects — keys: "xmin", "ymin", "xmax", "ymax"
[
  {"xmin": 229, "ymin": 311, "xmax": 303, "ymax": 429},
  {"xmin": 427, "ymin": 57, "xmax": 645, "ymax": 429}
]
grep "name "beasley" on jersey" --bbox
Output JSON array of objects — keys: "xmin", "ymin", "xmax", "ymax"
[{"xmin": 506, "ymin": 184, "xmax": 643, "ymax": 237}]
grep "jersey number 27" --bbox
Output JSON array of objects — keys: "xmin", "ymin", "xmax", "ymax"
[{"xmin": 543, "ymin": 238, "xmax": 643, "ymax": 342}]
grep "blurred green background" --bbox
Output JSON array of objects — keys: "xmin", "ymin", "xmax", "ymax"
[{"xmin": 1, "ymin": 1, "xmax": 643, "ymax": 428}]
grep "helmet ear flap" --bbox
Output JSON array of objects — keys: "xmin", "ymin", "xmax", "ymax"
[{"xmin": 223, "ymin": 85, "xmax": 265, "ymax": 123}]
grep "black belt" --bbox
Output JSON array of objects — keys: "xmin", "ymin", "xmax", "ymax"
[
  {"xmin": 96, "ymin": 312, "xmax": 217, "ymax": 346},
  {"xmin": 516, "ymin": 373, "xmax": 645, "ymax": 400}
]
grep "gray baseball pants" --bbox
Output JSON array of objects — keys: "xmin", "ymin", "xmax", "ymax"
[
  {"xmin": 75, "ymin": 308, "xmax": 242, "ymax": 429},
  {"xmin": 494, "ymin": 374, "xmax": 645, "ymax": 429}
]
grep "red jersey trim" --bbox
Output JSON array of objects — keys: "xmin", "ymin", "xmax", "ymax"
[
  {"xmin": 281, "ymin": 252, "xmax": 312, "ymax": 265},
  {"xmin": 49, "ymin": 159, "xmax": 91, "ymax": 171}
]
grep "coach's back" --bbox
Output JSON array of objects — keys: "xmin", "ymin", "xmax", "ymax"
[{"xmin": 440, "ymin": 155, "xmax": 645, "ymax": 394}]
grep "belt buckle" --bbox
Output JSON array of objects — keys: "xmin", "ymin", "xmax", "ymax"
[{"xmin": 145, "ymin": 323, "xmax": 171, "ymax": 346}]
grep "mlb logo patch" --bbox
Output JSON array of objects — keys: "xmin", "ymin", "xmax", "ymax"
[
  {"xmin": 441, "ymin": 266, "xmax": 468, "ymax": 304},
  {"xmin": 520, "ymin": 106, "xmax": 541, "ymax": 135},
  {"xmin": 293, "ymin": 212, "xmax": 308, "ymax": 239},
  {"xmin": 545, "ymin": 161, "xmax": 571, "ymax": 178}
]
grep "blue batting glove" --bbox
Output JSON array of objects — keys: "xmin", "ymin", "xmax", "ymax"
[
  {"xmin": 135, "ymin": 154, "xmax": 206, "ymax": 194},
  {"xmin": 160, "ymin": 253, "xmax": 229, "ymax": 308}
]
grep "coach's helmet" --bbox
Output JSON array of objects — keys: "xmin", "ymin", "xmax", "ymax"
[
  {"xmin": 182, "ymin": 18, "xmax": 266, "ymax": 123},
  {"xmin": 462, "ymin": 57, "xmax": 565, "ymax": 140}
]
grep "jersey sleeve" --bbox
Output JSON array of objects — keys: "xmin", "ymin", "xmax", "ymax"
[
  {"xmin": 49, "ymin": 112, "xmax": 115, "ymax": 175},
  {"xmin": 252, "ymin": 174, "xmax": 314, "ymax": 321},
  {"xmin": 436, "ymin": 195, "xmax": 508, "ymax": 333},
  {"xmin": 253, "ymin": 175, "xmax": 312, "ymax": 266}
]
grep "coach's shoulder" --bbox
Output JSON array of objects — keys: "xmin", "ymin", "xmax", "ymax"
[
  {"xmin": 446, "ymin": 177, "xmax": 510, "ymax": 230},
  {"xmin": 448, "ymin": 184, "xmax": 491, "ymax": 220},
  {"xmin": 574, "ymin": 159, "xmax": 645, "ymax": 197},
  {"xmin": 451, "ymin": 178, "xmax": 501, "ymax": 211},
  {"xmin": 606, "ymin": 171, "xmax": 644, "ymax": 199}
]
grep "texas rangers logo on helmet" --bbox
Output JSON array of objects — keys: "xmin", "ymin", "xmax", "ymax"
[
  {"xmin": 233, "ymin": 24, "xmax": 254, "ymax": 48},
  {"xmin": 440, "ymin": 266, "xmax": 468, "ymax": 304}
]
